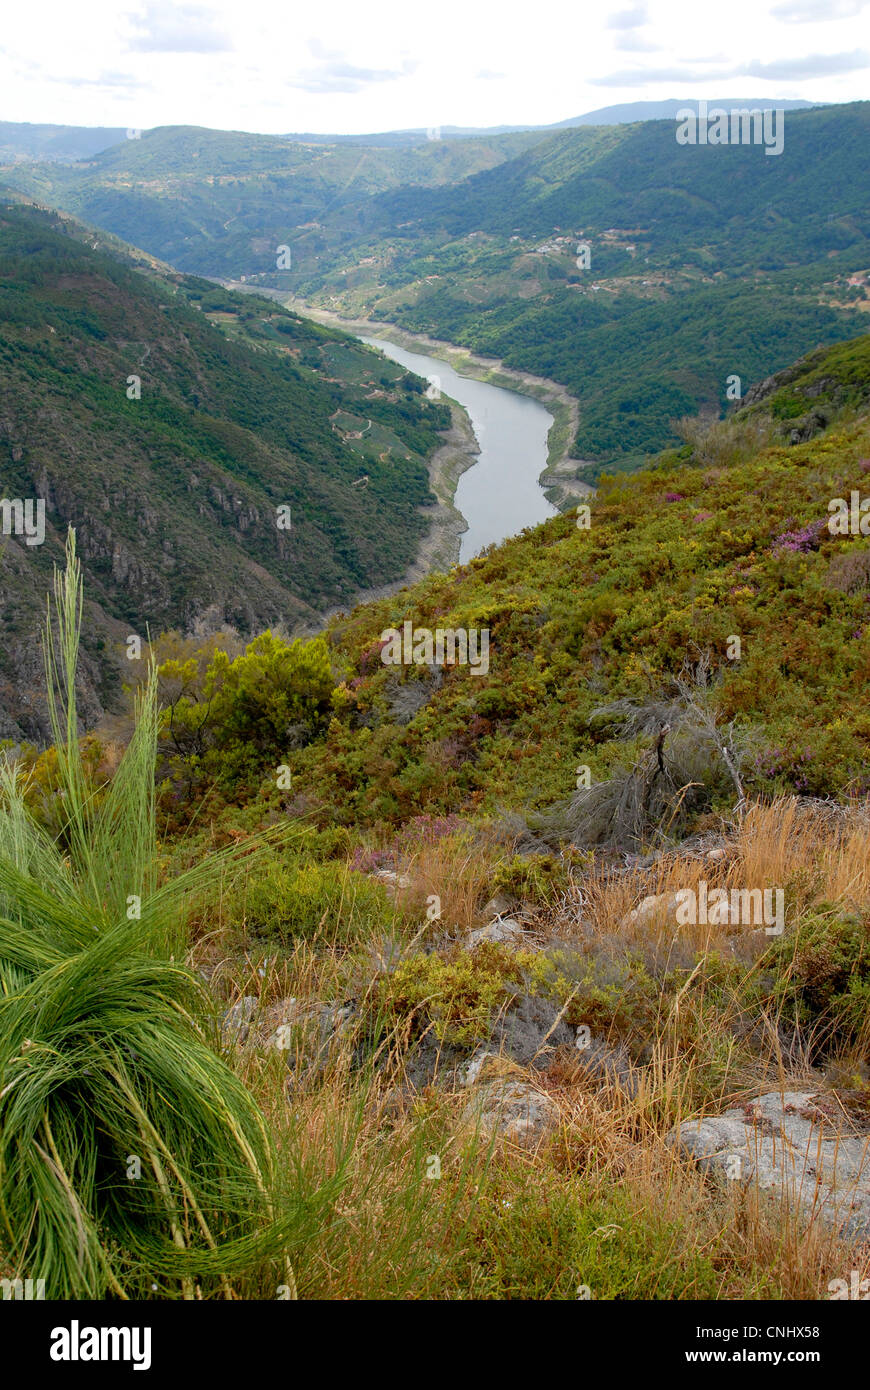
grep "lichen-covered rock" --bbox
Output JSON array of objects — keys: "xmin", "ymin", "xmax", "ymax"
[
  {"xmin": 254, "ymin": 996, "xmax": 357, "ymax": 1086},
  {"xmin": 460, "ymin": 1050, "xmax": 507, "ymax": 1087},
  {"xmin": 461, "ymin": 1079, "xmax": 559, "ymax": 1148},
  {"xmin": 668, "ymin": 1091, "xmax": 870, "ymax": 1241},
  {"xmin": 467, "ymin": 918, "xmax": 525, "ymax": 949}
]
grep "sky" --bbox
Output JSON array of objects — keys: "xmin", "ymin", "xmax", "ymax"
[{"xmin": 1, "ymin": 0, "xmax": 868, "ymax": 135}]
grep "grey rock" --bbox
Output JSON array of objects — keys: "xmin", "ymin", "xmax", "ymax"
[
  {"xmin": 461, "ymin": 1080, "xmax": 559, "ymax": 1148},
  {"xmin": 574, "ymin": 1033, "xmax": 638, "ymax": 1095},
  {"xmin": 481, "ymin": 894, "xmax": 515, "ymax": 918},
  {"xmin": 374, "ymin": 869, "xmax": 411, "ymax": 889},
  {"xmin": 220, "ymin": 994, "xmax": 258, "ymax": 1045},
  {"xmin": 467, "ymin": 917, "xmax": 525, "ymax": 949},
  {"xmin": 787, "ymin": 411, "xmax": 827, "ymax": 445},
  {"xmin": 402, "ymin": 992, "xmax": 577, "ymax": 1092},
  {"xmin": 256, "ymin": 996, "xmax": 358, "ymax": 1089},
  {"xmin": 373, "ymin": 869, "xmax": 412, "ymax": 903},
  {"xmin": 402, "ymin": 1033, "xmax": 469, "ymax": 1091},
  {"xmin": 668, "ymin": 1091, "xmax": 870, "ymax": 1240}
]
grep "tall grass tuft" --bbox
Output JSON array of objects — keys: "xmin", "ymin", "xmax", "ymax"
[{"xmin": 0, "ymin": 532, "xmax": 295, "ymax": 1299}]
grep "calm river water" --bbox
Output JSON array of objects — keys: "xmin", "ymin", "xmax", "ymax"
[{"xmin": 360, "ymin": 335, "xmax": 557, "ymax": 562}]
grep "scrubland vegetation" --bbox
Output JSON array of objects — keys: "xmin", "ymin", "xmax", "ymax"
[{"xmin": 3, "ymin": 330, "xmax": 870, "ymax": 1299}]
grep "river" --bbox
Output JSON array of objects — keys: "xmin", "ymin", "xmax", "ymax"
[{"xmin": 359, "ymin": 335, "xmax": 557, "ymax": 563}]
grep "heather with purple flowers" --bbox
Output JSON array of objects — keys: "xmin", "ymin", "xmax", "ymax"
[
  {"xmin": 398, "ymin": 812, "xmax": 467, "ymax": 849},
  {"xmin": 755, "ymin": 744, "xmax": 818, "ymax": 794},
  {"xmin": 771, "ymin": 518, "xmax": 827, "ymax": 553},
  {"xmin": 358, "ymin": 639, "xmax": 387, "ymax": 677},
  {"xmin": 349, "ymin": 845, "xmax": 394, "ymax": 875}
]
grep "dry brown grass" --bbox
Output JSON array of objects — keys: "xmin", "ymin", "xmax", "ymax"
[
  {"xmin": 559, "ymin": 797, "xmax": 870, "ymax": 955},
  {"xmin": 185, "ymin": 796, "xmax": 870, "ymax": 1298}
]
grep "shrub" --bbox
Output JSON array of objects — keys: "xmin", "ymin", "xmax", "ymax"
[
  {"xmin": 522, "ymin": 947, "xmax": 660, "ymax": 1043},
  {"xmin": 233, "ymin": 853, "xmax": 392, "ymax": 946},
  {"xmin": 375, "ymin": 943, "xmax": 525, "ymax": 1048},
  {"xmin": 758, "ymin": 908, "xmax": 870, "ymax": 1055},
  {"xmin": 491, "ymin": 850, "xmax": 587, "ymax": 906},
  {"xmin": 158, "ymin": 630, "xmax": 335, "ymax": 797},
  {"xmin": 456, "ymin": 1178, "xmax": 724, "ymax": 1299}
]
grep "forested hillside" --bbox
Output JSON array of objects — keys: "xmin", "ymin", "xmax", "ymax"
[
  {"xmin": 5, "ymin": 106, "xmax": 865, "ymax": 478},
  {"xmin": 0, "ymin": 124, "xmax": 545, "ymax": 278},
  {"xmin": 0, "ymin": 202, "xmax": 450, "ymax": 741}
]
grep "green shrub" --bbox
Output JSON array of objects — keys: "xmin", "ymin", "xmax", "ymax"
[
  {"xmin": 158, "ymin": 630, "xmax": 335, "ymax": 796},
  {"xmin": 375, "ymin": 943, "xmax": 525, "ymax": 1048},
  {"xmin": 522, "ymin": 947, "xmax": 660, "ymax": 1043},
  {"xmin": 452, "ymin": 1177, "xmax": 727, "ymax": 1299},
  {"xmin": 758, "ymin": 907, "xmax": 870, "ymax": 1052},
  {"xmin": 236, "ymin": 853, "xmax": 392, "ymax": 946},
  {"xmin": 491, "ymin": 850, "xmax": 589, "ymax": 906}
]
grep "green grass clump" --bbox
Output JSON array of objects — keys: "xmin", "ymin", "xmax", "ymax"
[{"xmin": 0, "ymin": 533, "xmax": 295, "ymax": 1298}]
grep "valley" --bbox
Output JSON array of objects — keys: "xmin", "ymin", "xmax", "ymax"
[{"xmin": 2, "ymin": 75, "xmax": 870, "ymax": 1318}]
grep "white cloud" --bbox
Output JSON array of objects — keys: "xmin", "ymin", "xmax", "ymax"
[
  {"xmin": 771, "ymin": 0, "xmax": 868, "ymax": 21},
  {"xmin": 0, "ymin": 0, "xmax": 867, "ymax": 135},
  {"xmin": 127, "ymin": 3, "xmax": 233, "ymax": 54}
]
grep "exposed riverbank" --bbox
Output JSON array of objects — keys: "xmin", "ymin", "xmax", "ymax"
[
  {"xmin": 216, "ymin": 280, "xmax": 593, "ymax": 624},
  {"xmin": 312, "ymin": 397, "xmax": 479, "ymax": 629},
  {"xmin": 290, "ymin": 301, "xmax": 595, "ymax": 511}
]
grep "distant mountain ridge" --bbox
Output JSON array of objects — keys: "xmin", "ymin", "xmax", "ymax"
[
  {"xmin": 285, "ymin": 98, "xmax": 819, "ymax": 144},
  {"xmin": 0, "ymin": 121, "xmax": 129, "ymax": 163},
  {"xmin": 0, "ymin": 97, "xmax": 821, "ymax": 163}
]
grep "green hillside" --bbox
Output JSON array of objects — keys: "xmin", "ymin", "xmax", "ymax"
[
  {"xmin": 6, "ymin": 318, "xmax": 870, "ymax": 1309},
  {"xmin": 0, "ymin": 124, "xmax": 546, "ymax": 279},
  {"xmin": 294, "ymin": 102, "xmax": 861, "ymax": 475},
  {"xmin": 137, "ymin": 330, "xmax": 870, "ymax": 830},
  {"xmin": 5, "ymin": 108, "xmax": 868, "ymax": 479},
  {"xmin": 285, "ymin": 102, "xmax": 870, "ymax": 474},
  {"xmin": 0, "ymin": 201, "xmax": 450, "ymax": 742}
]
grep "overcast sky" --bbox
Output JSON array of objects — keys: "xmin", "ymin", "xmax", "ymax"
[{"xmin": 2, "ymin": 0, "xmax": 868, "ymax": 135}]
